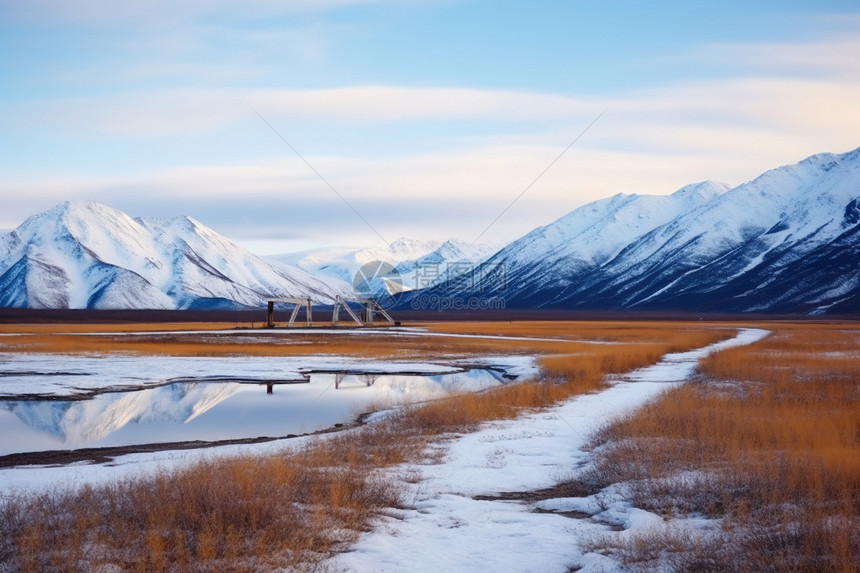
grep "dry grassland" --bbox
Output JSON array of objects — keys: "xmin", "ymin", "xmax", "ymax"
[
  {"xmin": 0, "ymin": 320, "xmax": 734, "ymax": 572},
  {"xmin": 0, "ymin": 321, "xmax": 727, "ymax": 360},
  {"xmin": 579, "ymin": 323, "xmax": 860, "ymax": 572}
]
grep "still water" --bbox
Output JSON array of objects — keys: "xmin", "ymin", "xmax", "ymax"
[{"xmin": 0, "ymin": 369, "xmax": 506, "ymax": 456}]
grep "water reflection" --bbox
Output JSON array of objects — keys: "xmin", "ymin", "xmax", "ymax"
[{"xmin": 0, "ymin": 369, "xmax": 506, "ymax": 456}]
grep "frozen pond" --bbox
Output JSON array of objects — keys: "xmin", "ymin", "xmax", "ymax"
[{"xmin": 0, "ymin": 353, "xmax": 536, "ymax": 457}]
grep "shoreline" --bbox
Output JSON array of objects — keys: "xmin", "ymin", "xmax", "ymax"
[{"xmin": 0, "ymin": 412, "xmax": 371, "ymax": 469}]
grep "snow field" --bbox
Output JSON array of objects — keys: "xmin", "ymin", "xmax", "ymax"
[{"xmin": 330, "ymin": 328, "xmax": 769, "ymax": 572}]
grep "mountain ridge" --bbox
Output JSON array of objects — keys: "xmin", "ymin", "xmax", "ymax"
[
  {"xmin": 2, "ymin": 146, "xmax": 859, "ymax": 314},
  {"xmin": 397, "ymin": 146, "xmax": 860, "ymax": 315},
  {"xmin": 0, "ymin": 201, "xmax": 349, "ymax": 310}
]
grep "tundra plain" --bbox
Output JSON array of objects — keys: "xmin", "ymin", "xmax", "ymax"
[{"xmin": 0, "ymin": 320, "xmax": 857, "ymax": 572}]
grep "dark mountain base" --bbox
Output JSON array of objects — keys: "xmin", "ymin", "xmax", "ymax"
[{"xmin": 0, "ymin": 307, "xmax": 855, "ymax": 325}]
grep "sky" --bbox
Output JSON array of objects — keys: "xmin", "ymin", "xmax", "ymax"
[{"xmin": 2, "ymin": 0, "xmax": 859, "ymax": 254}]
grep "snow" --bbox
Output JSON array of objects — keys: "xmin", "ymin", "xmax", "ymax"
[
  {"xmin": 0, "ymin": 200, "xmax": 350, "ymax": 309},
  {"xmin": 0, "ymin": 328, "xmax": 769, "ymax": 571},
  {"xmin": 396, "ymin": 239, "xmax": 498, "ymax": 291},
  {"xmin": 4, "ymin": 146, "xmax": 858, "ymax": 313},
  {"xmin": 491, "ymin": 181, "xmax": 728, "ymax": 276},
  {"xmin": 0, "ymin": 437, "xmax": 311, "ymax": 496},
  {"xmin": 0, "ymin": 352, "xmax": 537, "ymax": 493},
  {"xmin": 273, "ymin": 238, "xmax": 445, "ymax": 285},
  {"xmin": 273, "ymin": 236, "xmax": 497, "ymax": 293},
  {"xmin": 478, "ymin": 146, "xmax": 860, "ymax": 313},
  {"xmin": 0, "ymin": 350, "xmax": 535, "ymax": 398},
  {"xmin": 329, "ymin": 328, "xmax": 769, "ymax": 572}
]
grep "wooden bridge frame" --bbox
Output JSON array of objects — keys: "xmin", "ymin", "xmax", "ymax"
[
  {"xmin": 331, "ymin": 296, "xmax": 395, "ymax": 326},
  {"xmin": 266, "ymin": 297, "xmax": 313, "ymax": 328},
  {"xmin": 266, "ymin": 296, "xmax": 395, "ymax": 328}
]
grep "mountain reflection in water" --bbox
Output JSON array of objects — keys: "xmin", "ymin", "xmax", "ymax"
[{"xmin": 0, "ymin": 369, "xmax": 505, "ymax": 456}]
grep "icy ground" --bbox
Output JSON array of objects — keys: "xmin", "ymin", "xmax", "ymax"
[
  {"xmin": 329, "ymin": 328, "xmax": 769, "ymax": 572},
  {"xmin": 0, "ymin": 329, "xmax": 768, "ymax": 572},
  {"xmin": 0, "ymin": 347, "xmax": 536, "ymax": 398}
]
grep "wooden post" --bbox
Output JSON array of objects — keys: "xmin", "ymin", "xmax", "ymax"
[{"xmin": 267, "ymin": 301, "xmax": 274, "ymax": 328}]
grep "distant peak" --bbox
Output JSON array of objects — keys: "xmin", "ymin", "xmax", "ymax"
[
  {"xmin": 671, "ymin": 180, "xmax": 731, "ymax": 200},
  {"xmin": 35, "ymin": 200, "xmax": 134, "ymax": 226},
  {"xmin": 844, "ymin": 145, "xmax": 860, "ymax": 161},
  {"xmin": 795, "ymin": 145, "xmax": 860, "ymax": 173},
  {"xmin": 184, "ymin": 215, "xmax": 205, "ymax": 229},
  {"xmin": 439, "ymin": 238, "xmax": 462, "ymax": 249},
  {"xmin": 61, "ymin": 199, "xmax": 112, "ymax": 210},
  {"xmin": 388, "ymin": 236, "xmax": 436, "ymax": 248},
  {"xmin": 53, "ymin": 199, "xmax": 102, "ymax": 214},
  {"xmin": 798, "ymin": 152, "xmax": 840, "ymax": 171}
]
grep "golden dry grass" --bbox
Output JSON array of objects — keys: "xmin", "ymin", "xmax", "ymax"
[
  {"xmin": 0, "ymin": 320, "xmax": 729, "ymax": 359},
  {"xmin": 580, "ymin": 323, "xmax": 860, "ymax": 571},
  {"xmin": 0, "ymin": 320, "xmax": 736, "ymax": 571},
  {"xmin": 1, "ymin": 424, "xmax": 412, "ymax": 572}
]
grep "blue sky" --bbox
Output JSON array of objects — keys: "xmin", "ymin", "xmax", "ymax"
[{"xmin": 2, "ymin": 0, "xmax": 859, "ymax": 253}]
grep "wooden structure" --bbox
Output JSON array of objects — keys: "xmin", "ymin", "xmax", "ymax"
[
  {"xmin": 266, "ymin": 295, "xmax": 396, "ymax": 328},
  {"xmin": 266, "ymin": 297, "xmax": 313, "ymax": 328},
  {"xmin": 359, "ymin": 298, "xmax": 395, "ymax": 324},
  {"xmin": 331, "ymin": 295, "xmax": 363, "ymax": 326},
  {"xmin": 330, "ymin": 296, "xmax": 395, "ymax": 326}
]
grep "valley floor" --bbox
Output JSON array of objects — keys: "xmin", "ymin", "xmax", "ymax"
[{"xmin": 0, "ymin": 328, "xmax": 768, "ymax": 571}]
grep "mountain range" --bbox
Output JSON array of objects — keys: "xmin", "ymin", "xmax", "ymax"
[
  {"xmin": 2, "ymin": 146, "xmax": 858, "ymax": 314},
  {"xmin": 271, "ymin": 237, "xmax": 495, "ymax": 291},
  {"xmin": 399, "ymin": 146, "xmax": 860, "ymax": 314},
  {"xmin": 0, "ymin": 201, "xmax": 349, "ymax": 309}
]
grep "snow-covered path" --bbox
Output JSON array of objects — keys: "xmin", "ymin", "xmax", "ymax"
[{"xmin": 330, "ymin": 328, "xmax": 770, "ymax": 573}]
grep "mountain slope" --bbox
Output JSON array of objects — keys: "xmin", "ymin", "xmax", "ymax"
[
  {"xmin": 5, "ymin": 147, "xmax": 858, "ymax": 314},
  {"xmin": 0, "ymin": 201, "xmax": 349, "ymax": 309},
  {"xmin": 569, "ymin": 147, "xmax": 860, "ymax": 313},
  {"xmin": 394, "ymin": 239, "xmax": 497, "ymax": 292},
  {"xmin": 273, "ymin": 238, "xmax": 443, "ymax": 285},
  {"xmin": 477, "ymin": 180, "xmax": 730, "ymax": 307},
  {"xmin": 399, "ymin": 147, "xmax": 860, "ymax": 315},
  {"xmin": 274, "ymin": 237, "xmax": 495, "ymax": 293}
]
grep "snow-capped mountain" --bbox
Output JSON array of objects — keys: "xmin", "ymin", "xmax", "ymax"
[
  {"xmin": 5, "ymin": 147, "xmax": 858, "ymax": 314},
  {"xmin": 394, "ymin": 239, "xmax": 497, "ymax": 292},
  {"xmin": 0, "ymin": 201, "xmax": 350, "ymax": 309},
  {"xmin": 274, "ymin": 237, "xmax": 441, "ymax": 284},
  {"xmin": 400, "ymin": 147, "xmax": 860, "ymax": 314},
  {"xmin": 274, "ymin": 237, "xmax": 495, "ymax": 293}
]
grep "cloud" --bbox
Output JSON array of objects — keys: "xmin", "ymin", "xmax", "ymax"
[
  {"xmin": 3, "ymin": 20, "xmax": 860, "ymax": 250},
  {"xmin": 9, "ymin": 132, "xmax": 850, "ymax": 249},
  {"xmin": 8, "ymin": 60, "xmax": 858, "ymax": 145},
  {"xmin": 4, "ymin": 86, "xmax": 594, "ymax": 138},
  {"xmin": 254, "ymin": 87, "xmax": 594, "ymax": 123}
]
